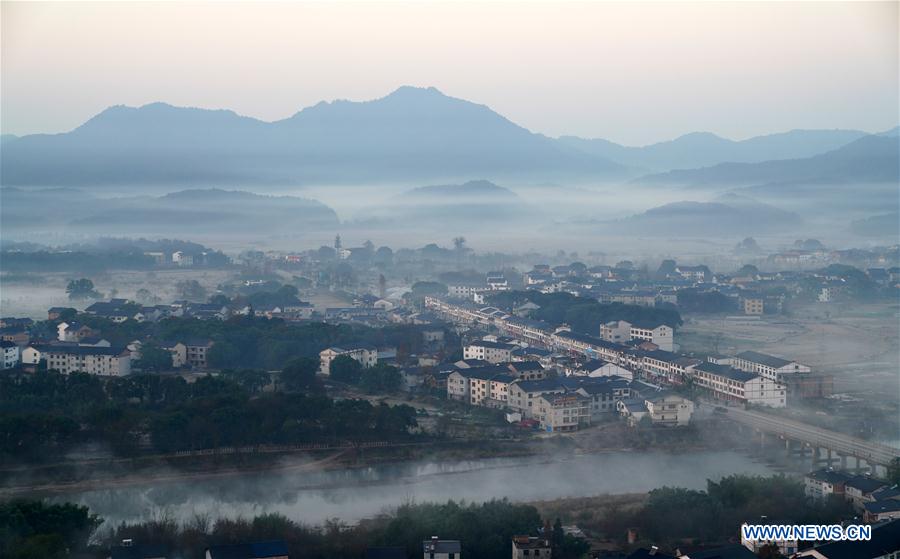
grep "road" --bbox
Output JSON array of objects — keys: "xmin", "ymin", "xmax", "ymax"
[{"xmin": 720, "ymin": 406, "xmax": 899, "ymax": 466}]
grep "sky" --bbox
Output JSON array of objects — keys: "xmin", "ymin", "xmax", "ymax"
[{"xmin": 2, "ymin": 1, "xmax": 898, "ymax": 146}]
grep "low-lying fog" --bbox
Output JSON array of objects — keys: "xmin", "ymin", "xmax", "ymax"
[{"xmin": 53, "ymin": 451, "xmax": 776, "ymax": 527}]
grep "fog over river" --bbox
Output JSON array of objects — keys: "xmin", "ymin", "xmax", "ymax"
[{"xmin": 57, "ymin": 451, "xmax": 776, "ymax": 526}]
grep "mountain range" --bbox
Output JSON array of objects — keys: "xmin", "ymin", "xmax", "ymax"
[
  {"xmin": 559, "ymin": 129, "xmax": 872, "ymax": 172},
  {"xmin": 634, "ymin": 134, "xmax": 900, "ymax": 188},
  {"xmin": 2, "ymin": 86, "xmax": 896, "ymax": 188},
  {"xmin": 0, "ymin": 188, "xmax": 338, "ymax": 235},
  {"xmin": 0, "ymin": 87, "xmax": 618, "ymax": 187}
]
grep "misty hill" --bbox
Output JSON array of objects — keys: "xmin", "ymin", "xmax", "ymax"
[
  {"xmin": 558, "ymin": 129, "xmax": 868, "ymax": 172},
  {"xmin": 402, "ymin": 179, "xmax": 521, "ymax": 201},
  {"xmin": 594, "ymin": 195, "xmax": 802, "ymax": 237},
  {"xmin": 363, "ymin": 179, "xmax": 532, "ymax": 226},
  {"xmin": 0, "ymin": 87, "xmax": 622, "ymax": 187},
  {"xmin": 850, "ymin": 213, "xmax": 900, "ymax": 238},
  {"xmin": 0, "ymin": 188, "xmax": 338, "ymax": 237},
  {"xmin": 632, "ymin": 134, "xmax": 900, "ymax": 188}
]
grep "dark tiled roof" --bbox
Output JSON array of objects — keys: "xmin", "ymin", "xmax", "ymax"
[
  {"xmin": 735, "ymin": 350, "xmax": 793, "ymax": 368},
  {"xmin": 365, "ymin": 548, "xmax": 406, "ymax": 559},
  {"xmin": 43, "ymin": 345, "xmax": 127, "ymax": 357},
  {"xmin": 801, "ymin": 518, "xmax": 900, "ymax": 559},
  {"xmin": 806, "ymin": 469, "xmax": 852, "ymax": 485},
  {"xmin": 206, "ymin": 541, "xmax": 289, "ymax": 559},
  {"xmin": 422, "ymin": 539, "xmax": 461, "ymax": 554},
  {"xmin": 693, "ymin": 362, "xmax": 758, "ymax": 383},
  {"xmin": 845, "ymin": 476, "xmax": 889, "ymax": 494},
  {"xmin": 682, "ymin": 544, "xmax": 756, "ymax": 559},
  {"xmin": 109, "ymin": 544, "xmax": 169, "ymax": 559}
]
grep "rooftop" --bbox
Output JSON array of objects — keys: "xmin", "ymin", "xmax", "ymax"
[{"xmin": 735, "ymin": 350, "xmax": 796, "ymax": 368}]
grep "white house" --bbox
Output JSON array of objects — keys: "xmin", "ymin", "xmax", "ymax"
[
  {"xmin": 576, "ymin": 358, "xmax": 634, "ymax": 381},
  {"xmin": 600, "ymin": 320, "xmax": 632, "ymax": 344},
  {"xmin": 630, "ymin": 322, "xmax": 674, "ymax": 352},
  {"xmin": 1, "ymin": 340, "xmax": 20, "ymax": 369},
  {"xmin": 463, "ymin": 340, "xmax": 516, "ymax": 363},
  {"xmin": 535, "ymin": 393, "xmax": 591, "ymax": 432},
  {"xmin": 732, "ymin": 350, "xmax": 811, "ymax": 382},
  {"xmin": 804, "ymin": 469, "xmax": 850, "ymax": 499},
  {"xmin": 688, "ymin": 362, "xmax": 787, "ymax": 407},
  {"xmin": 319, "ymin": 344, "xmax": 378, "ymax": 375},
  {"xmin": 43, "ymin": 346, "xmax": 131, "ymax": 376},
  {"xmin": 643, "ymin": 392, "xmax": 694, "ymax": 427}
]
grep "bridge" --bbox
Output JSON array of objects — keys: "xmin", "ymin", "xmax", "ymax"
[{"xmin": 721, "ymin": 406, "xmax": 899, "ymax": 474}]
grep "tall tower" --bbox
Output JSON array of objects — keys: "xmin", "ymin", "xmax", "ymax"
[{"xmin": 334, "ymin": 234, "xmax": 342, "ymax": 252}]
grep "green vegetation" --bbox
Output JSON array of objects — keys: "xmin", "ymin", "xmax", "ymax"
[
  {"xmin": 544, "ymin": 474, "xmax": 854, "ymax": 549},
  {"xmin": 0, "ymin": 500, "xmax": 101, "ymax": 559},
  {"xmin": 4, "ymin": 499, "xmax": 560, "ymax": 559},
  {"xmin": 65, "ymin": 278, "xmax": 101, "ymax": 300},
  {"xmin": 0, "ymin": 368, "xmax": 417, "ymax": 460},
  {"xmin": 489, "ymin": 290, "xmax": 683, "ymax": 333}
]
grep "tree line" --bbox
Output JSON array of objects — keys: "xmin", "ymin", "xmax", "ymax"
[
  {"xmin": 0, "ymin": 363, "xmax": 417, "ymax": 460},
  {"xmin": 1, "ymin": 499, "xmax": 586, "ymax": 559}
]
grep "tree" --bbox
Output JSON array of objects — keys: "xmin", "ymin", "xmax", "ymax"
[
  {"xmin": 281, "ymin": 357, "xmax": 321, "ymax": 392},
  {"xmin": 359, "ymin": 363, "xmax": 402, "ymax": 393},
  {"xmin": 0, "ymin": 501, "xmax": 102, "ymax": 558},
  {"xmin": 888, "ymin": 457, "xmax": 900, "ymax": 485},
  {"xmin": 66, "ymin": 278, "xmax": 100, "ymax": 300},
  {"xmin": 135, "ymin": 288, "xmax": 161, "ymax": 304},
  {"xmin": 551, "ymin": 517, "xmax": 565, "ymax": 549},
  {"xmin": 329, "ymin": 355, "xmax": 363, "ymax": 384},
  {"xmin": 135, "ymin": 344, "xmax": 173, "ymax": 372},
  {"xmin": 175, "ymin": 280, "xmax": 206, "ymax": 301}
]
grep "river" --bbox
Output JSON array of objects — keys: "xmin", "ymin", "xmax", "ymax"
[{"xmin": 53, "ymin": 450, "xmax": 777, "ymax": 526}]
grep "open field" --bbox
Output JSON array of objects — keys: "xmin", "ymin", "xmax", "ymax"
[{"xmin": 679, "ymin": 303, "xmax": 900, "ymax": 401}]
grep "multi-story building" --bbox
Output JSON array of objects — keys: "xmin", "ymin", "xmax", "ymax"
[
  {"xmin": 512, "ymin": 536, "xmax": 551, "ymax": 559},
  {"xmin": 170, "ymin": 339, "xmax": 214, "ymax": 369},
  {"xmin": 1, "ymin": 340, "xmax": 20, "ymax": 370},
  {"xmin": 804, "ymin": 469, "xmax": 850, "ymax": 499},
  {"xmin": 845, "ymin": 476, "xmax": 890, "ymax": 512},
  {"xmin": 629, "ymin": 322, "xmax": 674, "ymax": 352},
  {"xmin": 576, "ymin": 377, "xmax": 633, "ymax": 419},
  {"xmin": 535, "ymin": 392, "xmax": 591, "ymax": 432},
  {"xmin": 463, "ymin": 340, "xmax": 516, "ymax": 363},
  {"xmin": 688, "ymin": 362, "xmax": 787, "ymax": 407},
  {"xmin": 57, "ymin": 321, "xmax": 98, "ymax": 343},
  {"xmin": 741, "ymin": 521, "xmax": 799, "ymax": 557},
  {"xmin": 643, "ymin": 392, "xmax": 694, "ymax": 427},
  {"xmin": 422, "ymin": 537, "xmax": 460, "ymax": 559},
  {"xmin": 507, "ymin": 378, "xmax": 566, "ymax": 419},
  {"xmin": 319, "ymin": 344, "xmax": 378, "ymax": 374},
  {"xmin": 795, "ymin": 518, "xmax": 900, "ymax": 558},
  {"xmin": 600, "ymin": 320, "xmax": 632, "ymax": 343},
  {"xmin": 742, "ymin": 297, "xmax": 764, "ymax": 315},
  {"xmin": 732, "ymin": 350, "xmax": 811, "ymax": 382},
  {"xmin": 43, "ymin": 346, "xmax": 131, "ymax": 376}
]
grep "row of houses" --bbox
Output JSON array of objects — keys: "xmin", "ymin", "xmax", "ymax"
[
  {"xmin": 805, "ymin": 468, "xmax": 900, "ymax": 523},
  {"xmin": 427, "ymin": 297, "xmax": 795, "ymax": 408},
  {"xmin": 445, "ymin": 356, "xmax": 693, "ymax": 432}
]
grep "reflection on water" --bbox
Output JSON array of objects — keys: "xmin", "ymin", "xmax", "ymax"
[{"xmin": 57, "ymin": 450, "xmax": 775, "ymax": 526}]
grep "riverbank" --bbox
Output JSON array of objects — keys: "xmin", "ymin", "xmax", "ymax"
[{"xmin": 0, "ymin": 420, "xmax": 739, "ymax": 498}]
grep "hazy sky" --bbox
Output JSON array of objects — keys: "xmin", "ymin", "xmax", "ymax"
[{"xmin": 2, "ymin": 1, "xmax": 898, "ymax": 145}]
